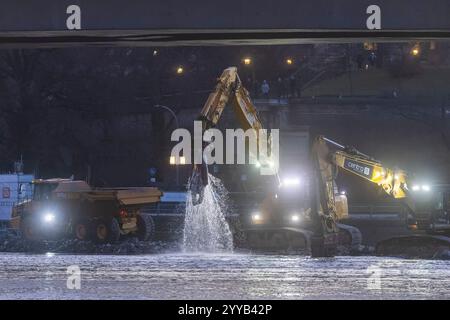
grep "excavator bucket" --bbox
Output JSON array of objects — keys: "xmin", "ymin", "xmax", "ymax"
[{"xmin": 189, "ymin": 162, "xmax": 209, "ymax": 206}]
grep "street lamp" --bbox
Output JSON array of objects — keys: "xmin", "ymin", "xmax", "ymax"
[
  {"xmin": 242, "ymin": 57, "xmax": 255, "ymax": 95},
  {"xmin": 411, "ymin": 45, "xmax": 420, "ymax": 57},
  {"xmin": 286, "ymin": 58, "xmax": 293, "ymax": 65},
  {"xmin": 153, "ymin": 105, "xmax": 181, "ymax": 187},
  {"xmin": 176, "ymin": 66, "xmax": 184, "ymax": 74}
]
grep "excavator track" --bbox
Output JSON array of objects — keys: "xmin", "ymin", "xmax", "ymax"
[
  {"xmin": 376, "ymin": 234, "xmax": 450, "ymax": 258},
  {"xmin": 337, "ymin": 223, "xmax": 362, "ymax": 252}
]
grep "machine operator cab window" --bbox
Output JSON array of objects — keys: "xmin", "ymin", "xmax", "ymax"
[
  {"xmin": 272, "ymin": 172, "xmax": 312, "ymax": 225},
  {"xmin": 412, "ymin": 185, "xmax": 450, "ymax": 225},
  {"xmin": 277, "ymin": 169, "xmax": 311, "ymax": 201},
  {"xmin": 33, "ymin": 182, "xmax": 59, "ymax": 201},
  {"xmin": 17, "ymin": 182, "xmax": 33, "ymax": 202}
]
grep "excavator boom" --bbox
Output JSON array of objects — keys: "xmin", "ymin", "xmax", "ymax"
[
  {"xmin": 190, "ymin": 67, "xmax": 271, "ymax": 205},
  {"xmin": 198, "ymin": 67, "xmax": 264, "ymax": 131}
]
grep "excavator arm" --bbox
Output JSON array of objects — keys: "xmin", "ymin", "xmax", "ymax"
[
  {"xmin": 313, "ymin": 136, "xmax": 412, "ymax": 217},
  {"xmin": 324, "ymin": 136, "xmax": 409, "ymax": 200},
  {"xmin": 190, "ymin": 67, "xmax": 270, "ymax": 205},
  {"xmin": 311, "ymin": 136, "xmax": 450, "ymax": 257},
  {"xmin": 310, "ymin": 135, "xmax": 412, "ymax": 256},
  {"xmin": 198, "ymin": 67, "xmax": 264, "ymax": 132}
]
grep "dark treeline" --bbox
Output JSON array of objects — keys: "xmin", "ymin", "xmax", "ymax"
[{"xmin": 0, "ymin": 46, "xmax": 310, "ymax": 185}]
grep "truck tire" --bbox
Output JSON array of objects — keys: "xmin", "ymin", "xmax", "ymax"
[
  {"xmin": 93, "ymin": 218, "xmax": 121, "ymax": 243},
  {"xmin": 136, "ymin": 214, "xmax": 155, "ymax": 241},
  {"xmin": 20, "ymin": 216, "xmax": 37, "ymax": 241},
  {"xmin": 73, "ymin": 219, "xmax": 91, "ymax": 241}
]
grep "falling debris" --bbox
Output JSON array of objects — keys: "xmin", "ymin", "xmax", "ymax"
[{"xmin": 183, "ymin": 174, "xmax": 234, "ymax": 252}]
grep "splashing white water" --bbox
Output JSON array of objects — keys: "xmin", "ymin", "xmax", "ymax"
[{"xmin": 183, "ymin": 174, "xmax": 234, "ymax": 252}]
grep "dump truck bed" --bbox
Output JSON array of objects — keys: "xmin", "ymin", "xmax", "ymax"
[
  {"xmin": 51, "ymin": 181, "xmax": 162, "ymax": 205},
  {"xmin": 85, "ymin": 187, "xmax": 162, "ymax": 206}
]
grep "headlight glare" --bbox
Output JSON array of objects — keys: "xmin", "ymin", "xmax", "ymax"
[{"xmin": 43, "ymin": 212, "xmax": 56, "ymax": 223}]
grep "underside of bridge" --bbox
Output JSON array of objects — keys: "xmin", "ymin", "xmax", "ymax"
[{"xmin": 1, "ymin": 0, "xmax": 450, "ymax": 47}]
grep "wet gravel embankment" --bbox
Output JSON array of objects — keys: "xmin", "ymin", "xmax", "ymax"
[
  {"xmin": 0, "ymin": 231, "xmax": 180, "ymax": 255},
  {"xmin": 1, "ymin": 231, "xmax": 450, "ymax": 259}
]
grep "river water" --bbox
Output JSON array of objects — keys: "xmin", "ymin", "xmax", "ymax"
[{"xmin": 0, "ymin": 252, "xmax": 449, "ymax": 299}]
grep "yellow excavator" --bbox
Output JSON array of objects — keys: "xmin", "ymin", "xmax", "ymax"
[
  {"xmin": 189, "ymin": 66, "xmax": 275, "ymax": 205},
  {"xmin": 189, "ymin": 66, "xmax": 450, "ymax": 257},
  {"xmin": 306, "ymin": 135, "xmax": 410, "ymax": 256},
  {"xmin": 305, "ymin": 135, "xmax": 450, "ymax": 256},
  {"xmin": 245, "ymin": 133, "xmax": 409, "ymax": 257},
  {"xmin": 248, "ymin": 133, "xmax": 450, "ymax": 257}
]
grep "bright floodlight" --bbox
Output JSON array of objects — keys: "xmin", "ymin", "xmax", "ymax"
[
  {"xmin": 251, "ymin": 213, "xmax": 262, "ymax": 223},
  {"xmin": 291, "ymin": 214, "xmax": 300, "ymax": 223},
  {"xmin": 412, "ymin": 185, "xmax": 420, "ymax": 191},
  {"xmin": 422, "ymin": 185, "xmax": 430, "ymax": 192},
  {"xmin": 282, "ymin": 177, "xmax": 300, "ymax": 187}
]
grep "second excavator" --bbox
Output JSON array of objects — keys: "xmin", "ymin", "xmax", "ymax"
[{"xmin": 248, "ymin": 134, "xmax": 450, "ymax": 257}]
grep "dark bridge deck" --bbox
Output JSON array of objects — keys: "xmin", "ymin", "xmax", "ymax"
[{"xmin": 1, "ymin": 0, "xmax": 450, "ymax": 47}]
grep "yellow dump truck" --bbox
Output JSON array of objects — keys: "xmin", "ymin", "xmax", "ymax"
[{"xmin": 9, "ymin": 178, "xmax": 162, "ymax": 243}]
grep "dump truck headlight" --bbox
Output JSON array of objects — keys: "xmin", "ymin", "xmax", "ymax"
[{"xmin": 43, "ymin": 212, "xmax": 56, "ymax": 224}]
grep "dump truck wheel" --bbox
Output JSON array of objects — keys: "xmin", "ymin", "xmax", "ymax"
[
  {"xmin": 74, "ymin": 219, "xmax": 91, "ymax": 241},
  {"xmin": 20, "ymin": 216, "xmax": 36, "ymax": 241},
  {"xmin": 136, "ymin": 214, "xmax": 155, "ymax": 241},
  {"xmin": 94, "ymin": 218, "xmax": 120, "ymax": 243}
]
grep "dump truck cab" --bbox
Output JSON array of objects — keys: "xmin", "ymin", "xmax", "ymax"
[{"xmin": 10, "ymin": 178, "xmax": 162, "ymax": 243}]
